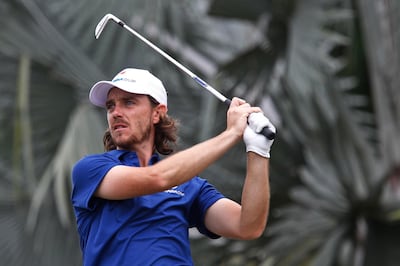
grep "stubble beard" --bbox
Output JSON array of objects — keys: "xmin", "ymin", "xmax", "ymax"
[{"xmin": 112, "ymin": 122, "xmax": 152, "ymax": 150}]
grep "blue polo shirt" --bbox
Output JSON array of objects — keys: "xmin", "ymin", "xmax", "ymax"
[{"xmin": 71, "ymin": 150, "xmax": 224, "ymax": 266}]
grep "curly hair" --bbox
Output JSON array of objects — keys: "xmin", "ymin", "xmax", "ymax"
[{"xmin": 103, "ymin": 96, "xmax": 179, "ymax": 155}]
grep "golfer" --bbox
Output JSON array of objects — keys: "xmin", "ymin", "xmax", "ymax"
[{"xmin": 71, "ymin": 68, "xmax": 275, "ymax": 265}]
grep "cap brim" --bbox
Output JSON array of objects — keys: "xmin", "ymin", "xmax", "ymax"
[{"xmin": 89, "ymin": 81, "xmax": 117, "ymax": 107}]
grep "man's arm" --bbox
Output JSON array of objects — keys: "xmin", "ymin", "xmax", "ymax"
[
  {"xmin": 204, "ymin": 153, "xmax": 270, "ymax": 240},
  {"xmin": 204, "ymin": 115, "xmax": 275, "ymax": 240},
  {"xmin": 96, "ymin": 130, "xmax": 240, "ymax": 199},
  {"xmin": 95, "ymin": 98, "xmax": 260, "ymax": 200}
]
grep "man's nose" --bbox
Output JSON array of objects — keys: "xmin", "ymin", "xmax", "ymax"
[{"xmin": 110, "ymin": 103, "xmax": 123, "ymax": 117}]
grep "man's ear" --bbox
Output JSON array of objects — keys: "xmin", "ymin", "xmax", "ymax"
[{"xmin": 153, "ymin": 104, "xmax": 167, "ymax": 124}]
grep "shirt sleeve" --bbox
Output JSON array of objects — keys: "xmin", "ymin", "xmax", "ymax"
[
  {"xmin": 189, "ymin": 178, "xmax": 225, "ymax": 239},
  {"xmin": 71, "ymin": 154, "xmax": 119, "ymax": 211}
]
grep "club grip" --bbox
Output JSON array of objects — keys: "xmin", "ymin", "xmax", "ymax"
[
  {"xmin": 224, "ymin": 98, "xmax": 276, "ymax": 140},
  {"xmin": 261, "ymin": 127, "xmax": 276, "ymax": 140}
]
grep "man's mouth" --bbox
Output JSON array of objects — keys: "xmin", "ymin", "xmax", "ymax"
[{"xmin": 113, "ymin": 123, "xmax": 128, "ymax": 132}]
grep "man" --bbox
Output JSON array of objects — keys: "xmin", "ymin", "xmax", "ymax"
[{"xmin": 71, "ymin": 68, "xmax": 275, "ymax": 265}]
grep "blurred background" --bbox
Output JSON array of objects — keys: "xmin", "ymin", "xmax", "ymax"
[{"xmin": 1, "ymin": 0, "xmax": 400, "ymax": 265}]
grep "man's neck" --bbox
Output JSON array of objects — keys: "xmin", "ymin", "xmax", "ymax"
[
  {"xmin": 122, "ymin": 142, "xmax": 155, "ymax": 167},
  {"xmin": 135, "ymin": 148, "xmax": 154, "ymax": 167}
]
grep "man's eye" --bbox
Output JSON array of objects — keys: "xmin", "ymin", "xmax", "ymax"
[
  {"xmin": 125, "ymin": 100, "xmax": 135, "ymax": 105},
  {"xmin": 106, "ymin": 103, "xmax": 114, "ymax": 110}
]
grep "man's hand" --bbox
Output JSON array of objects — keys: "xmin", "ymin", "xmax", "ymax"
[
  {"xmin": 244, "ymin": 113, "xmax": 275, "ymax": 158},
  {"xmin": 226, "ymin": 97, "xmax": 262, "ymax": 138}
]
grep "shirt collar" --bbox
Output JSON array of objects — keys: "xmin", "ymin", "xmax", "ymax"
[{"xmin": 106, "ymin": 149, "xmax": 160, "ymax": 166}]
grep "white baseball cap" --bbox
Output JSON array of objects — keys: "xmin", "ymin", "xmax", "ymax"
[{"xmin": 89, "ymin": 68, "xmax": 168, "ymax": 107}]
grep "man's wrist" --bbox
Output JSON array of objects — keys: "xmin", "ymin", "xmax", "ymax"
[{"xmin": 246, "ymin": 147, "xmax": 270, "ymax": 158}]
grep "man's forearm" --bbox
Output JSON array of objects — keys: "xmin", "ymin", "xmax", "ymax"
[
  {"xmin": 239, "ymin": 152, "xmax": 270, "ymax": 238},
  {"xmin": 153, "ymin": 129, "xmax": 241, "ymax": 189}
]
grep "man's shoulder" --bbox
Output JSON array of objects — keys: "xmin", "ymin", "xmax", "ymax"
[
  {"xmin": 72, "ymin": 151, "xmax": 124, "ymax": 185},
  {"xmin": 73, "ymin": 151, "xmax": 120, "ymax": 172}
]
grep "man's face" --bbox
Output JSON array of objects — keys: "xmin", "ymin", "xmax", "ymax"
[{"xmin": 105, "ymin": 87, "xmax": 155, "ymax": 150}]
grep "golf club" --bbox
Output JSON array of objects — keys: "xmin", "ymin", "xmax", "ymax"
[{"xmin": 95, "ymin": 13, "xmax": 275, "ymax": 140}]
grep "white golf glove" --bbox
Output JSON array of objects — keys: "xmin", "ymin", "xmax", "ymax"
[{"xmin": 243, "ymin": 113, "xmax": 276, "ymax": 158}]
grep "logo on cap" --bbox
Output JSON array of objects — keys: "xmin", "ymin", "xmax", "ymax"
[{"xmin": 112, "ymin": 77, "xmax": 137, "ymax": 83}]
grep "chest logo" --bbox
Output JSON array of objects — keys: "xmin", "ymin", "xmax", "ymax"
[{"xmin": 164, "ymin": 186, "xmax": 184, "ymax": 196}]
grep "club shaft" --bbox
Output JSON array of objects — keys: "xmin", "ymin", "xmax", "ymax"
[{"xmin": 118, "ymin": 22, "xmax": 228, "ymax": 103}]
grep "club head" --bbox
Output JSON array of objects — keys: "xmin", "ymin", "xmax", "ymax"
[{"xmin": 95, "ymin": 13, "xmax": 122, "ymax": 39}]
